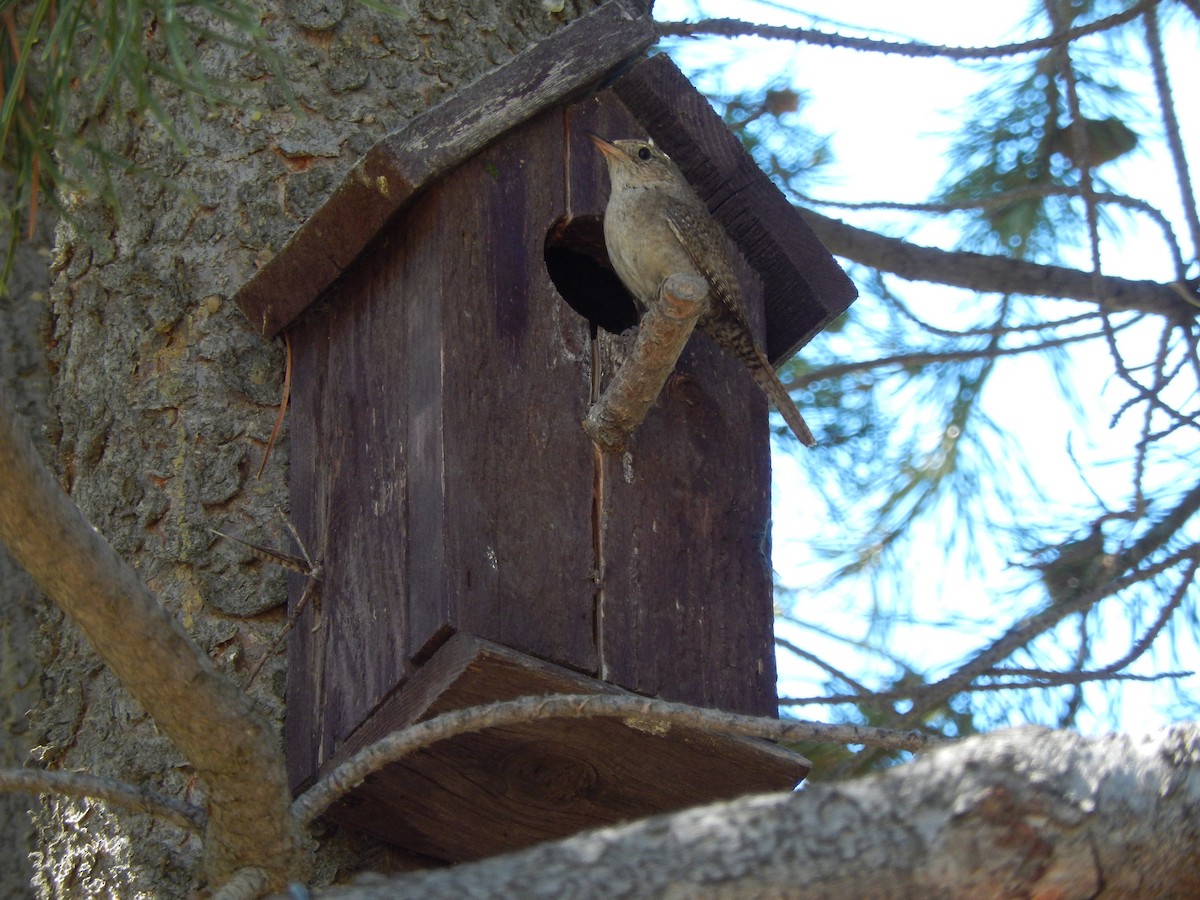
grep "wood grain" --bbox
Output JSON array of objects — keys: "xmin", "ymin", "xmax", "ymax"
[{"xmin": 322, "ymin": 634, "xmax": 809, "ymax": 862}]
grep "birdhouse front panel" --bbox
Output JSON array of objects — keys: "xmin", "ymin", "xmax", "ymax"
[{"xmin": 283, "ymin": 93, "xmax": 780, "ymax": 791}]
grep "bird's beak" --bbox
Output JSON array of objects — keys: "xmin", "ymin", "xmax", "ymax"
[{"xmin": 585, "ymin": 131, "xmax": 623, "ymax": 161}]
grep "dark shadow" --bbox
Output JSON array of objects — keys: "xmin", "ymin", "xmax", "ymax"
[{"xmin": 544, "ymin": 214, "xmax": 639, "ymax": 335}]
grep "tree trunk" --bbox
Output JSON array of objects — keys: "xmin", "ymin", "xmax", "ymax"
[
  {"xmin": 0, "ymin": 175, "xmax": 53, "ymax": 900},
  {"xmin": 27, "ymin": 2, "xmax": 605, "ymax": 894}
]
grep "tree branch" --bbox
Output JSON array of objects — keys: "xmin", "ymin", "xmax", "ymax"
[
  {"xmin": 796, "ymin": 185, "xmax": 1188, "ymax": 280},
  {"xmin": 0, "ymin": 394, "xmax": 296, "ymax": 888},
  {"xmin": 1143, "ymin": 4, "xmax": 1200, "ymax": 264},
  {"xmin": 0, "ymin": 767, "xmax": 204, "ymax": 832},
  {"xmin": 310, "ymin": 724, "xmax": 1200, "ymax": 899},
  {"xmin": 799, "ymin": 208, "xmax": 1199, "ymax": 319},
  {"xmin": 782, "ymin": 668, "xmax": 1192, "ymax": 706},
  {"xmin": 293, "ymin": 693, "xmax": 946, "ymax": 827},
  {"xmin": 656, "ymin": 1, "xmax": 1160, "ymax": 60},
  {"xmin": 583, "ymin": 273, "xmax": 705, "ymax": 452},
  {"xmin": 775, "ymin": 636, "xmax": 871, "ymax": 695},
  {"xmin": 788, "ymin": 322, "xmax": 1125, "ymax": 389},
  {"xmin": 905, "ymin": 546, "xmax": 1197, "ymax": 720}
]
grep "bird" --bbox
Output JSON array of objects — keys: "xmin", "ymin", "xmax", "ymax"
[{"xmin": 587, "ymin": 133, "xmax": 816, "ymax": 447}]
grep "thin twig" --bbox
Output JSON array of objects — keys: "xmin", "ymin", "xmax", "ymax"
[
  {"xmin": 256, "ymin": 332, "xmax": 292, "ymax": 479},
  {"xmin": 1143, "ymin": 4, "xmax": 1200, "ymax": 267},
  {"xmin": 775, "ymin": 636, "xmax": 871, "ymax": 695},
  {"xmin": 781, "ymin": 668, "xmax": 1192, "ymax": 706},
  {"xmin": 0, "ymin": 767, "xmax": 204, "ymax": 832},
  {"xmin": 292, "ymin": 694, "xmax": 948, "ymax": 827},
  {"xmin": 787, "ymin": 322, "xmax": 1129, "ymax": 390},
  {"xmin": 656, "ymin": 1, "xmax": 1159, "ymax": 60},
  {"xmin": 911, "ymin": 547, "xmax": 1198, "ymax": 716},
  {"xmin": 210, "ymin": 525, "xmax": 323, "ymax": 688},
  {"xmin": 831, "ymin": 543, "xmax": 1199, "ymax": 777}
]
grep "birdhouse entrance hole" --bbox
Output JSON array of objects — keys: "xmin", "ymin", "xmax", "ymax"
[{"xmin": 544, "ymin": 214, "xmax": 639, "ymax": 335}]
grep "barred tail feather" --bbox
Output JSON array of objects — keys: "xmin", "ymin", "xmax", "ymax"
[
  {"xmin": 701, "ymin": 315, "xmax": 817, "ymax": 448},
  {"xmin": 748, "ymin": 353, "xmax": 816, "ymax": 447}
]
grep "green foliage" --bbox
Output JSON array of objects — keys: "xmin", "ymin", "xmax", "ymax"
[
  {"xmin": 936, "ymin": 31, "xmax": 1140, "ymax": 257},
  {"xmin": 673, "ymin": 0, "xmax": 1200, "ymax": 751}
]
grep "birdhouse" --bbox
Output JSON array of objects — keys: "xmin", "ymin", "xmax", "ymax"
[{"xmin": 233, "ymin": 0, "xmax": 856, "ymax": 863}]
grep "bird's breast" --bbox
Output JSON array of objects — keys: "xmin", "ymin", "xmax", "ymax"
[{"xmin": 603, "ymin": 200, "xmax": 700, "ymax": 310}]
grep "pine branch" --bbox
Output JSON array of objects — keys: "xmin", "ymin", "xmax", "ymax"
[
  {"xmin": 293, "ymin": 694, "xmax": 947, "ymax": 827},
  {"xmin": 781, "ymin": 669, "xmax": 1191, "ymax": 707},
  {"xmin": 795, "ymin": 186, "xmax": 1188, "ymax": 280},
  {"xmin": 1143, "ymin": 4, "xmax": 1200, "ymax": 264},
  {"xmin": 799, "ymin": 207, "xmax": 1199, "ymax": 318},
  {"xmin": 833, "ymin": 544, "xmax": 1199, "ymax": 776},
  {"xmin": 656, "ymin": 1, "xmax": 1160, "ymax": 60},
  {"xmin": 788, "ymin": 322, "xmax": 1128, "ymax": 390}
]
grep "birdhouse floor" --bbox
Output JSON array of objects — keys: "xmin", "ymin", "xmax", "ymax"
[{"xmin": 319, "ymin": 633, "xmax": 810, "ymax": 862}]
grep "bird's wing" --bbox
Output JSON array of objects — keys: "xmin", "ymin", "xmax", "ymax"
[{"xmin": 663, "ymin": 200, "xmax": 756, "ymax": 333}]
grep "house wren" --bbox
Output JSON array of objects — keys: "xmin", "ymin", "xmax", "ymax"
[{"xmin": 588, "ymin": 134, "xmax": 816, "ymax": 447}]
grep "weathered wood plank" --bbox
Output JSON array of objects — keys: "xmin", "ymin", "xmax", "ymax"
[
  {"xmin": 610, "ymin": 53, "xmax": 858, "ymax": 364},
  {"xmin": 235, "ymin": 0, "xmax": 655, "ymax": 338},
  {"xmin": 287, "ymin": 109, "xmax": 601, "ymax": 789},
  {"xmin": 567, "ymin": 93, "xmax": 779, "ymax": 717},
  {"xmin": 418, "ymin": 108, "xmax": 599, "ymax": 671},
  {"xmin": 324, "ymin": 634, "xmax": 808, "ymax": 861},
  {"xmin": 285, "ymin": 209, "xmax": 434, "ymax": 789}
]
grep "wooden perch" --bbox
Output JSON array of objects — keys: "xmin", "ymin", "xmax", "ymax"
[{"xmin": 583, "ymin": 274, "xmax": 707, "ymax": 452}]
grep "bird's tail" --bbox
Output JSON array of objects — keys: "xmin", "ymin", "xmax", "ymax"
[
  {"xmin": 746, "ymin": 347, "xmax": 816, "ymax": 447},
  {"xmin": 700, "ymin": 310, "xmax": 817, "ymax": 447}
]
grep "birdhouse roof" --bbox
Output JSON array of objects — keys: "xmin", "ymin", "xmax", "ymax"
[{"xmin": 233, "ymin": 0, "xmax": 855, "ymax": 364}]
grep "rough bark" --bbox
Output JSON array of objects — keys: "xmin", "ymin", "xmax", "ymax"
[
  {"xmin": 314, "ymin": 723, "xmax": 1200, "ymax": 899},
  {"xmin": 0, "ymin": 178, "xmax": 53, "ymax": 900},
  {"xmin": 0, "ymin": 388, "xmax": 297, "ymax": 887},
  {"xmin": 28, "ymin": 0, "xmax": 607, "ymax": 894}
]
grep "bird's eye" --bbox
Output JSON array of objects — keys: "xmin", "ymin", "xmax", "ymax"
[{"xmin": 637, "ymin": 147, "xmax": 652, "ymax": 161}]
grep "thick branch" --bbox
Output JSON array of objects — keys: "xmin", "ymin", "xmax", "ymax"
[
  {"xmin": 312, "ymin": 724, "xmax": 1200, "ymax": 899},
  {"xmin": 0, "ymin": 394, "xmax": 296, "ymax": 887},
  {"xmin": 800, "ymin": 208, "xmax": 1199, "ymax": 319}
]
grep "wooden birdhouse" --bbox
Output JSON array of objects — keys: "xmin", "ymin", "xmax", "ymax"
[{"xmin": 233, "ymin": 0, "xmax": 856, "ymax": 863}]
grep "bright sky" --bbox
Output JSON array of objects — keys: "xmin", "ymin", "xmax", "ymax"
[{"xmin": 655, "ymin": 0, "xmax": 1200, "ymax": 735}]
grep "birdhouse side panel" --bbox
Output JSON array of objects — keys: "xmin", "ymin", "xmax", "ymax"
[
  {"xmin": 594, "ymin": 332, "xmax": 778, "ymax": 717},
  {"xmin": 285, "ymin": 212, "xmax": 441, "ymax": 787}
]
